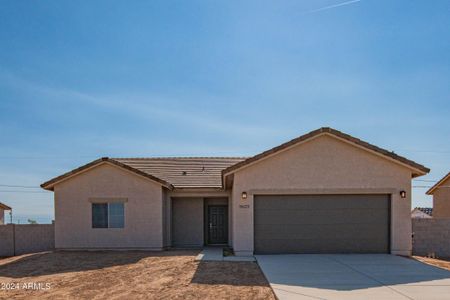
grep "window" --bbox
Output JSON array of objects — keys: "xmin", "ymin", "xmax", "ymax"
[
  {"xmin": 92, "ymin": 202, "xmax": 124, "ymax": 228},
  {"xmin": 109, "ymin": 203, "xmax": 125, "ymax": 228}
]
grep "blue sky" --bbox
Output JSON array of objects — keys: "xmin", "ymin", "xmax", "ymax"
[{"xmin": 0, "ymin": 0, "xmax": 449, "ymax": 223}]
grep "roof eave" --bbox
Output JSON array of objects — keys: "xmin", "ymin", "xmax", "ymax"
[
  {"xmin": 222, "ymin": 127, "xmax": 430, "ymax": 179},
  {"xmin": 426, "ymin": 172, "xmax": 450, "ymax": 195},
  {"xmin": 0, "ymin": 203, "xmax": 11, "ymax": 210},
  {"xmin": 41, "ymin": 157, "xmax": 174, "ymax": 191}
]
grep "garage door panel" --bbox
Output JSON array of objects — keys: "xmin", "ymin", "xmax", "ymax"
[
  {"xmin": 255, "ymin": 223, "xmax": 388, "ymax": 240},
  {"xmin": 254, "ymin": 194, "xmax": 390, "ymax": 254},
  {"xmin": 255, "ymin": 238, "xmax": 389, "ymax": 254},
  {"xmin": 255, "ymin": 195, "xmax": 389, "ymax": 210},
  {"xmin": 254, "ymin": 208, "xmax": 388, "ymax": 225}
]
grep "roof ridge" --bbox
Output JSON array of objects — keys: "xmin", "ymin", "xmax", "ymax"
[
  {"xmin": 113, "ymin": 156, "xmax": 249, "ymax": 160},
  {"xmin": 222, "ymin": 127, "xmax": 430, "ymax": 177}
]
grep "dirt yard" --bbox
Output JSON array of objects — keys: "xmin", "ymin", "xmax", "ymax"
[
  {"xmin": 414, "ymin": 256, "xmax": 450, "ymax": 271},
  {"xmin": 0, "ymin": 251, "xmax": 275, "ymax": 300}
]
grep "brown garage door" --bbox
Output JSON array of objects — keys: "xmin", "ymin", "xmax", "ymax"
[{"xmin": 254, "ymin": 194, "xmax": 390, "ymax": 254}]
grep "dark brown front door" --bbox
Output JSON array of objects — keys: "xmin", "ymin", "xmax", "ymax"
[{"xmin": 208, "ymin": 205, "xmax": 228, "ymax": 244}]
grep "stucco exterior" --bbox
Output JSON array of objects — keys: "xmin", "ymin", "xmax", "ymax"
[
  {"xmin": 45, "ymin": 129, "xmax": 427, "ymax": 255},
  {"xmin": 171, "ymin": 197, "xmax": 204, "ymax": 247},
  {"xmin": 54, "ymin": 163, "xmax": 165, "ymax": 250},
  {"xmin": 229, "ymin": 134, "xmax": 413, "ymax": 256},
  {"xmin": 0, "ymin": 209, "xmax": 4, "ymax": 224},
  {"xmin": 432, "ymin": 176, "xmax": 450, "ymax": 218}
]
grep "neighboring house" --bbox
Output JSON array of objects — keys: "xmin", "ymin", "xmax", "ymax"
[
  {"xmin": 41, "ymin": 127, "xmax": 430, "ymax": 256},
  {"xmin": 411, "ymin": 207, "xmax": 433, "ymax": 219},
  {"xmin": 426, "ymin": 172, "xmax": 450, "ymax": 218},
  {"xmin": 0, "ymin": 202, "xmax": 11, "ymax": 224}
]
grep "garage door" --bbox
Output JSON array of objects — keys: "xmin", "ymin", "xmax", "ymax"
[{"xmin": 254, "ymin": 194, "xmax": 390, "ymax": 254}]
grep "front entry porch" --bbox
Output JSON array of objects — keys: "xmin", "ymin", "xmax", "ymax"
[{"xmin": 170, "ymin": 197, "xmax": 230, "ymax": 248}]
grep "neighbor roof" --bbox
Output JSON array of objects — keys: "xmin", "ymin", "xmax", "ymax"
[
  {"xmin": 0, "ymin": 202, "xmax": 11, "ymax": 210},
  {"xmin": 41, "ymin": 157, "xmax": 246, "ymax": 190},
  {"xmin": 222, "ymin": 127, "xmax": 430, "ymax": 177},
  {"xmin": 426, "ymin": 172, "xmax": 450, "ymax": 195},
  {"xmin": 413, "ymin": 207, "xmax": 433, "ymax": 217}
]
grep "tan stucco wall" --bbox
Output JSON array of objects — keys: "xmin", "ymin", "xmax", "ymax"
[
  {"xmin": 162, "ymin": 189, "xmax": 171, "ymax": 248},
  {"xmin": 433, "ymin": 177, "xmax": 450, "ymax": 218},
  {"xmin": 231, "ymin": 134, "xmax": 413, "ymax": 256},
  {"xmin": 0, "ymin": 209, "xmax": 4, "ymax": 224},
  {"xmin": 54, "ymin": 163, "xmax": 164, "ymax": 249},
  {"xmin": 171, "ymin": 197, "xmax": 204, "ymax": 247}
]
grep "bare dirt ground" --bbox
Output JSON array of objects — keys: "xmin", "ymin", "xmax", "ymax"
[
  {"xmin": 0, "ymin": 250, "xmax": 275, "ymax": 300},
  {"xmin": 414, "ymin": 256, "xmax": 450, "ymax": 271}
]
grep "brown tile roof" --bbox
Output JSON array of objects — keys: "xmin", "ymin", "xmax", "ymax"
[
  {"xmin": 41, "ymin": 157, "xmax": 246, "ymax": 190},
  {"xmin": 41, "ymin": 127, "xmax": 430, "ymax": 191},
  {"xmin": 426, "ymin": 172, "xmax": 450, "ymax": 195},
  {"xmin": 114, "ymin": 157, "xmax": 246, "ymax": 188},
  {"xmin": 222, "ymin": 127, "xmax": 430, "ymax": 178},
  {"xmin": 0, "ymin": 202, "xmax": 11, "ymax": 210}
]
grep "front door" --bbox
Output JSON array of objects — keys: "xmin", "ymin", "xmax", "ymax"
[{"xmin": 207, "ymin": 205, "xmax": 228, "ymax": 244}]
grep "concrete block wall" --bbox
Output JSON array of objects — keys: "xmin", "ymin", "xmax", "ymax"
[
  {"xmin": 0, "ymin": 225, "xmax": 14, "ymax": 256},
  {"xmin": 412, "ymin": 218, "xmax": 450, "ymax": 257},
  {"xmin": 0, "ymin": 224, "xmax": 54, "ymax": 257}
]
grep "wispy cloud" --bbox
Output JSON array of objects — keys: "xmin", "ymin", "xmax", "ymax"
[
  {"xmin": 304, "ymin": 0, "xmax": 362, "ymax": 14},
  {"xmin": 0, "ymin": 70, "xmax": 283, "ymax": 139}
]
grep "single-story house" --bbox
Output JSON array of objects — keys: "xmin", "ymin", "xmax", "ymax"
[
  {"xmin": 0, "ymin": 202, "xmax": 11, "ymax": 224},
  {"xmin": 411, "ymin": 207, "xmax": 433, "ymax": 219},
  {"xmin": 41, "ymin": 127, "xmax": 429, "ymax": 256},
  {"xmin": 426, "ymin": 172, "xmax": 450, "ymax": 218}
]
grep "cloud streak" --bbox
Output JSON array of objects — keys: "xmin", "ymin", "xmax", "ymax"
[
  {"xmin": 0, "ymin": 70, "xmax": 284, "ymax": 140},
  {"xmin": 304, "ymin": 0, "xmax": 362, "ymax": 14}
]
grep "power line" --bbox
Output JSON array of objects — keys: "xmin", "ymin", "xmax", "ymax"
[
  {"xmin": 0, "ymin": 190, "xmax": 50, "ymax": 193},
  {"xmin": 0, "ymin": 155, "xmax": 97, "ymax": 159},
  {"xmin": 0, "ymin": 184, "xmax": 41, "ymax": 189},
  {"xmin": 397, "ymin": 149, "xmax": 450, "ymax": 154},
  {"xmin": 413, "ymin": 179, "xmax": 438, "ymax": 183},
  {"xmin": 413, "ymin": 186, "xmax": 450, "ymax": 188}
]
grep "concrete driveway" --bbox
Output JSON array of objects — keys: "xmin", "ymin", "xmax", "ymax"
[{"xmin": 256, "ymin": 254, "xmax": 450, "ymax": 300}]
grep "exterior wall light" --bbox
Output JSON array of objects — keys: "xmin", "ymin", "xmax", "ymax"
[
  {"xmin": 241, "ymin": 192, "xmax": 248, "ymax": 200},
  {"xmin": 400, "ymin": 190, "xmax": 406, "ymax": 199}
]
